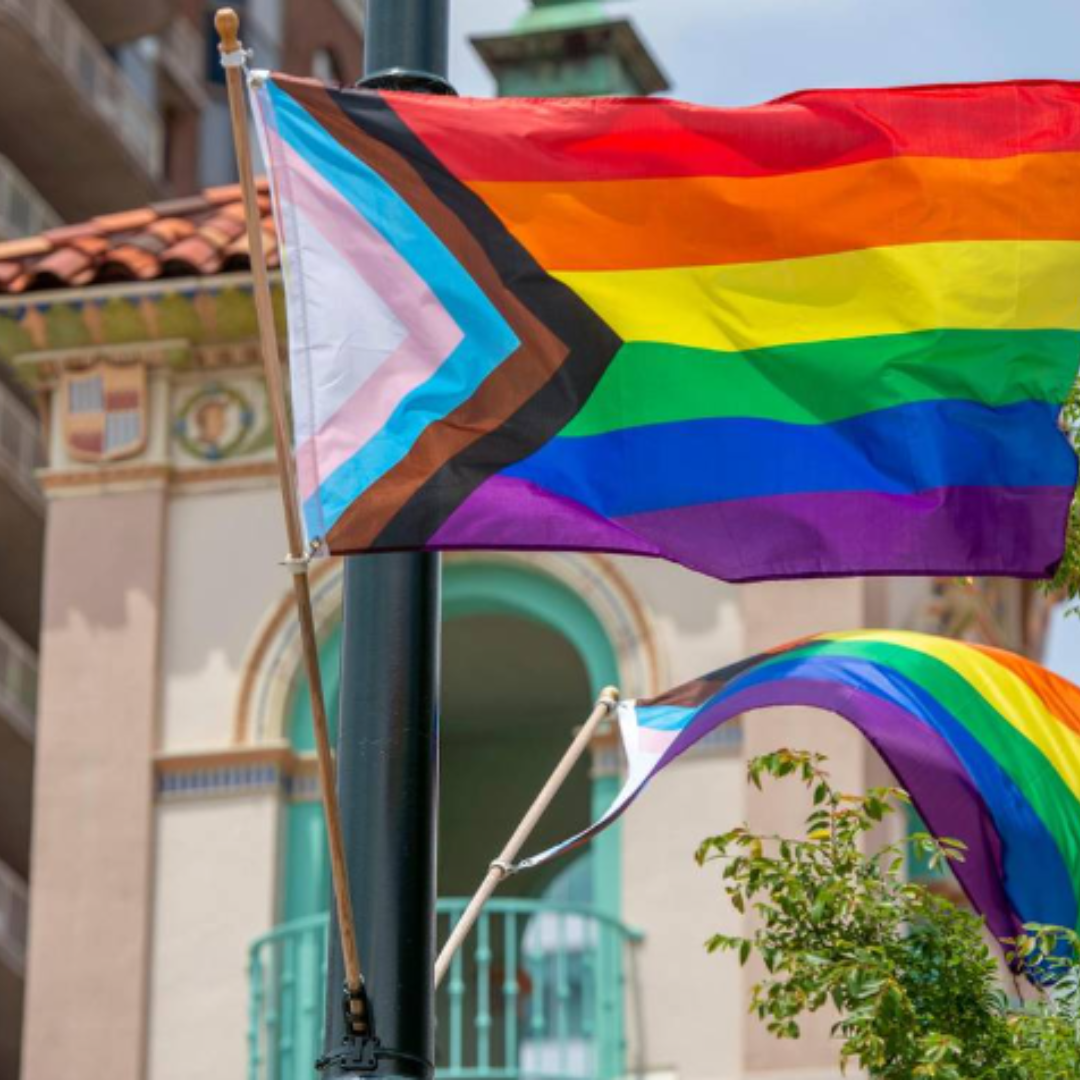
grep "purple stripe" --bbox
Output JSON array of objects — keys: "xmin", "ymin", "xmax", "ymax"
[
  {"xmin": 430, "ymin": 480, "xmax": 1070, "ymax": 582},
  {"xmin": 528, "ymin": 678, "xmax": 1017, "ymax": 941},
  {"xmin": 617, "ymin": 486, "xmax": 1073, "ymax": 582},
  {"xmin": 428, "ymin": 475, "xmax": 663, "ymax": 557}
]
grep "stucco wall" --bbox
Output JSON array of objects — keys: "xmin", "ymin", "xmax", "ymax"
[
  {"xmin": 615, "ymin": 556, "xmax": 747, "ymax": 1080},
  {"xmin": 147, "ymin": 793, "xmax": 280, "ymax": 1080},
  {"xmin": 623, "ymin": 750, "xmax": 747, "ymax": 1080},
  {"xmin": 159, "ymin": 484, "xmax": 285, "ymax": 751},
  {"xmin": 22, "ymin": 488, "xmax": 166, "ymax": 1080},
  {"xmin": 610, "ymin": 556, "xmax": 743, "ymax": 690}
]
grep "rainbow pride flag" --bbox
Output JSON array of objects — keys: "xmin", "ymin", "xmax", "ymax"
[
  {"xmin": 521, "ymin": 631, "xmax": 1080, "ymax": 943},
  {"xmin": 252, "ymin": 76, "xmax": 1080, "ymax": 581}
]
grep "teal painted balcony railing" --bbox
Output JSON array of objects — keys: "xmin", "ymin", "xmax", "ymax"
[{"xmin": 248, "ymin": 898, "xmax": 643, "ymax": 1080}]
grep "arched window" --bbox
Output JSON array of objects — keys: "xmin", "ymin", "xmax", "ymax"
[{"xmin": 279, "ymin": 560, "xmax": 625, "ymax": 924}]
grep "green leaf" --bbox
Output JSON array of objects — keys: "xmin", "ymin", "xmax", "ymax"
[{"xmin": 699, "ymin": 749, "xmax": 1080, "ymax": 1079}]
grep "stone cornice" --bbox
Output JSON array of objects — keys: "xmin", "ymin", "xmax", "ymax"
[
  {"xmin": 15, "ymin": 338, "xmax": 270, "ymax": 385},
  {"xmin": 1, "ymin": 271, "xmax": 286, "ymax": 374},
  {"xmin": 40, "ymin": 460, "xmax": 279, "ymax": 495},
  {"xmin": 155, "ymin": 744, "xmax": 323, "ymax": 802},
  {"xmin": 0, "ymin": 270, "xmax": 277, "ymax": 313}
]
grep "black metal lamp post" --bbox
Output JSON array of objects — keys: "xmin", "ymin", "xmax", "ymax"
[{"xmin": 320, "ymin": 4, "xmax": 449, "ymax": 1077}]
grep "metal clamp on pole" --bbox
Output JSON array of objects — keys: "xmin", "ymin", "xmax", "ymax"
[
  {"xmin": 280, "ymin": 553, "xmax": 311, "ymax": 576},
  {"xmin": 315, "ymin": 981, "xmax": 380, "ymax": 1074},
  {"xmin": 357, "ymin": 67, "xmax": 455, "ymax": 95}
]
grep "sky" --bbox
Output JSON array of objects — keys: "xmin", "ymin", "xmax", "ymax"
[
  {"xmin": 445, "ymin": 0, "xmax": 1080, "ymax": 683},
  {"xmin": 448, "ymin": 0, "xmax": 1080, "ymax": 104}
]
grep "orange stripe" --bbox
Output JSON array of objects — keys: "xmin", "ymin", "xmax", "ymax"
[
  {"xmin": 469, "ymin": 152, "xmax": 1080, "ymax": 272},
  {"xmin": 970, "ymin": 643, "xmax": 1080, "ymax": 739}
]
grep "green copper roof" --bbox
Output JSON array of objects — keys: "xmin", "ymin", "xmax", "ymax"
[{"xmin": 511, "ymin": 0, "xmax": 613, "ymax": 35}]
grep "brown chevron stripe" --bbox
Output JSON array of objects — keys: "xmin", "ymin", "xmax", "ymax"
[
  {"xmin": 273, "ymin": 76, "xmax": 622, "ymax": 551},
  {"xmin": 277, "ymin": 78, "xmax": 571, "ymax": 550},
  {"xmin": 638, "ymin": 652, "xmax": 774, "ymax": 709}
]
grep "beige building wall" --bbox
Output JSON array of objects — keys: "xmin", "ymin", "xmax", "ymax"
[
  {"xmin": 623, "ymin": 750, "xmax": 747, "ymax": 1080},
  {"xmin": 148, "ymin": 480, "xmax": 289, "ymax": 1080},
  {"xmin": 147, "ymin": 793, "xmax": 280, "ymax": 1080},
  {"xmin": 22, "ymin": 488, "xmax": 166, "ymax": 1080},
  {"xmin": 615, "ymin": 558, "xmax": 747, "ymax": 1080},
  {"xmin": 158, "ymin": 485, "xmax": 285, "ymax": 753}
]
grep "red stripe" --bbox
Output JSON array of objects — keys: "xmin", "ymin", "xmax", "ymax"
[{"xmin": 374, "ymin": 79, "xmax": 1080, "ymax": 182}]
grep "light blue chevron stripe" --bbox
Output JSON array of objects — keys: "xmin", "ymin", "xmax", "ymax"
[{"xmin": 635, "ymin": 705, "xmax": 693, "ymax": 731}]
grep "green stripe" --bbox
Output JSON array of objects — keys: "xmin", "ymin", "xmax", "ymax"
[
  {"xmin": 758, "ymin": 639, "xmax": 1080, "ymax": 914},
  {"xmin": 563, "ymin": 329, "xmax": 1080, "ymax": 437}
]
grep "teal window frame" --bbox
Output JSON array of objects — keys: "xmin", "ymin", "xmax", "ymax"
[{"xmin": 282, "ymin": 560, "xmax": 625, "ymax": 925}]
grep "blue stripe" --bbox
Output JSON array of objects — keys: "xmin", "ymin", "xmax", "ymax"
[
  {"xmin": 264, "ymin": 83, "xmax": 519, "ymax": 534},
  {"xmin": 709, "ymin": 652, "xmax": 1078, "ymax": 931},
  {"xmin": 503, "ymin": 399, "xmax": 1075, "ymax": 517},
  {"xmin": 636, "ymin": 704, "xmax": 693, "ymax": 732}
]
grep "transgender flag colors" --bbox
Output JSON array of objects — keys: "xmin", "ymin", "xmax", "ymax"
[
  {"xmin": 253, "ymin": 75, "xmax": 1080, "ymax": 581},
  {"xmin": 520, "ymin": 631, "xmax": 1080, "ymax": 945}
]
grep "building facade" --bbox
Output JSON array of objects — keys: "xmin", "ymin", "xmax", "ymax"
[
  {"xmin": 0, "ymin": 2, "xmax": 363, "ymax": 1077},
  {"xmin": 0, "ymin": 3, "xmax": 1071, "ymax": 1080}
]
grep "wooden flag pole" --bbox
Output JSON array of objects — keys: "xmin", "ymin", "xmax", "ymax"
[
  {"xmin": 434, "ymin": 686, "xmax": 620, "ymax": 988},
  {"xmin": 214, "ymin": 7, "xmax": 368, "ymax": 1034}
]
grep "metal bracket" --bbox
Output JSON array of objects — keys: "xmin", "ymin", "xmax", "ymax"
[
  {"xmin": 343, "ymin": 978, "xmax": 372, "ymax": 1038},
  {"xmin": 356, "ymin": 68, "xmax": 457, "ymax": 96},
  {"xmin": 280, "ymin": 538, "xmax": 324, "ymax": 576},
  {"xmin": 280, "ymin": 552, "xmax": 311, "ymax": 576},
  {"xmin": 315, "ymin": 1038, "xmax": 380, "ymax": 1074},
  {"xmin": 219, "ymin": 46, "xmax": 253, "ymax": 69},
  {"xmin": 315, "ymin": 982, "xmax": 379, "ymax": 1073}
]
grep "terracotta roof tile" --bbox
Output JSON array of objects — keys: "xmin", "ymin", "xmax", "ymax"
[
  {"xmin": 42, "ymin": 222, "xmax": 101, "ymax": 245},
  {"xmin": 92, "ymin": 208, "xmax": 158, "ymax": 234},
  {"xmin": 149, "ymin": 194, "xmax": 212, "ymax": 218},
  {"xmin": 69, "ymin": 268, "xmax": 97, "ymax": 288},
  {"xmin": 161, "ymin": 235, "xmax": 222, "ymax": 276},
  {"xmin": 204, "ymin": 182, "xmax": 244, "ymax": 205},
  {"xmin": 30, "ymin": 246, "xmax": 93, "ymax": 284},
  {"xmin": 0, "ymin": 236, "xmax": 51, "ymax": 261},
  {"xmin": 101, "ymin": 244, "xmax": 161, "ymax": 280},
  {"xmin": 71, "ymin": 235, "xmax": 111, "ymax": 257},
  {"xmin": 0, "ymin": 181, "xmax": 279, "ymax": 294},
  {"xmin": 147, "ymin": 218, "xmax": 196, "ymax": 245}
]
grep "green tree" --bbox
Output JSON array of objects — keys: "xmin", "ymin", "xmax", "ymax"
[
  {"xmin": 1050, "ymin": 378, "xmax": 1080, "ymax": 606},
  {"xmin": 697, "ymin": 750, "xmax": 1080, "ymax": 1079}
]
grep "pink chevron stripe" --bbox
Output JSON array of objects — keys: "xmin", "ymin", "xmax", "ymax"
[
  {"xmin": 637, "ymin": 727, "xmax": 678, "ymax": 755},
  {"xmin": 264, "ymin": 126, "xmax": 463, "ymax": 500}
]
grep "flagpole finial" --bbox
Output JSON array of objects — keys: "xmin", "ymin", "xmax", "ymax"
[{"xmin": 215, "ymin": 7, "xmax": 241, "ymax": 54}]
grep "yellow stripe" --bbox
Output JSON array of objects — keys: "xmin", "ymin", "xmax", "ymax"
[
  {"xmin": 821, "ymin": 630, "xmax": 1080, "ymax": 800},
  {"xmin": 552, "ymin": 241, "xmax": 1080, "ymax": 352}
]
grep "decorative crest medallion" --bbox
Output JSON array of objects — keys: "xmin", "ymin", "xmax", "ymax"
[
  {"xmin": 174, "ymin": 382, "xmax": 256, "ymax": 461},
  {"xmin": 61, "ymin": 362, "xmax": 147, "ymax": 463}
]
